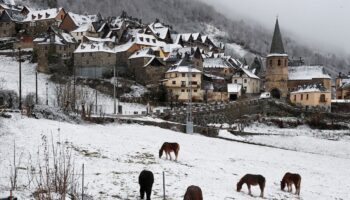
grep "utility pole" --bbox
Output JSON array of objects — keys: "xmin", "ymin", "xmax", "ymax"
[
  {"xmin": 95, "ymin": 67, "xmax": 97, "ymax": 114},
  {"xmin": 113, "ymin": 65, "xmax": 116, "ymax": 114},
  {"xmin": 73, "ymin": 67, "xmax": 76, "ymax": 111},
  {"xmin": 45, "ymin": 82, "xmax": 48, "ymax": 105},
  {"xmin": 35, "ymin": 71, "xmax": 38, "ymax": 104},
  {"xmin": 82, "ymin": 164, "xmax": 84, "ymax": 200},
  {"xmin": 18, "ymin": 47, "xmax": 22, "ymax": 110},
  {"xmin": 186, "ymin": 64, "xmax": 193, "ymax": 134},
  {"xmin": 162, "ymin": 171, "xmax": 166, "ymax": 200}
]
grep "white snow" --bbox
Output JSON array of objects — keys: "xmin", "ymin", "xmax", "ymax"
[
  {"xmin": 288, "ymin": 66, "xmax": 331, "ymax": 80},
  {"xmin": 0, "ymin": 115, "xmax": 349, "ymax": 199}
]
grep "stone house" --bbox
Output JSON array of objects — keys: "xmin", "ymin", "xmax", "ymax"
[
  {"xmin": 164, "ymin": 47, "xmax": 203, "ymax": 70},
  {"xmin": 59, "ymin": 12, "xmax": 100, "ymax": 43},
  {"xmin": 203, "ymin": 57, "xmax": 237, "ymax": 80},
  {"xmin": 163, "ymin": 59, "xmax": 203, "ymax": 102},
  {"xmin": 128, "ymin": 48, "xmax": 166, "ymax": 85},
  {"xmin": 0, "ymin": 9, "xmax": 24, "ymax": 37},
  {"xmin": 335, "ymin": 72, "xmax": 350, "ymax": 99},
  {"xmin": 33, "ymin": 27, "xmax": 77, "ymax": 73},
  {"xmin": 232, "ymin": 67, "xmax": 261, "ymax": 94},
  {"xmin": 74, "ymin": 41, "xmax": 116, "ymax": 78},
  {"xmin": 21, "ymin": 8, "xmax": 66, "ymax": 36},
  {"xmin": 290, "ymin": 84, "xmax": 331, "ymax": 111},
  {"xmin": 227, "ymin": 83, "xmax": 242, "ymax": 101}
]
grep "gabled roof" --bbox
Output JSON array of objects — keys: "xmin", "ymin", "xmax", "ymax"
[
  {"xmin": 146, "ymin": 22, "xmax": 170, "ymax": 40},
  {"xmin": 34, "ymin": 27, "xmax": 76, "ymax": 45},
  {"xmin": 68, "ymin": 12, "xmax": 98, "ymax": 27},
  {"xmin": 23, "ymin": 8, "xmax": 64, "ymax": 22},
  {"xmin": 203, "ymin": 58, "xmax": 234, "ymax": 69},
  {"xmin": 269, "ymin": 19, "xmax": 285, "ymax": 54},
  {"xmin": 144, "ymin": 56, "xmax": 164, "ymax": 67},
  {"xmin": 288, "ymin": 66, "xmax": 331, "ymax": 80},
  {"xmin": 133, "ymin": 33, "xmax": 166, "ymax": 47},
  {"xmin": 129, "ymin": 48, "xmax": 154, "ymax": 59},
  {"xmin": 74, "ymin": 41, "xmax": 115, "ymax": 53},
  {"xmin": 291, "ymin": 84, "xmax": 329, "ymax": 93},
  {"xmin": 0, "ymin": 9, "xmax": 24, "ymax": 22},
  {"xmin": 233, "ymin": 66, "xmax": 260, "ymax": 79}
]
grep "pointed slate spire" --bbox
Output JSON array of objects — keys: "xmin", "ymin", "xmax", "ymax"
[{"xmin": 269, "ymin": 18, "xmax": 285, "ymax": 54}]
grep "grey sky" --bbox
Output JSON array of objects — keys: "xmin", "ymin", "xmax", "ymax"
[{"xmin": 199, "ymin": 0, "xmax": 349, "ymax": 55}]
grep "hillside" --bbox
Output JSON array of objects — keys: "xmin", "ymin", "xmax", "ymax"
[{"xmin": 19, "ymin": 0, "xmax": 350, "ymax": 76}]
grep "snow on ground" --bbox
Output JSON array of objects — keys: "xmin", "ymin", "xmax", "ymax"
[
  {"xmin": 1, "ymin": 114, "xmax": 350, "ymax": 199},
  {"xmin": 219, "ymin": 123, "xmax": 350, "ymax": 159},
  {"xmin": 0, "ymin": 55, "xmax": 161, "ymax": 115}
]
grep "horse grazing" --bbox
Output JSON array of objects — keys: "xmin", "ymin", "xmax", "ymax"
[
  {"xmin": 184, "ymin": 185, "xmax": 203, "ymax": 200},
  {"xmin": 281, "ymin": 172, "xmax": 301, "ymax": 195},
  {"xmin": 236, "ymin": 174, "xmax": 266, "ymax": 197},
  {"xmin": 159, "ymin": 142, "xmax": 180, "ymax": 161},
  {"xmin": 138, "ymin": 170, "xmax": 154, "ymax": 200}
]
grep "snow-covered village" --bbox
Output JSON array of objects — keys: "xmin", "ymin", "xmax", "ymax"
[{"xmin": 0, "ymin": 0, "xmax": 350, "ymax": 199}]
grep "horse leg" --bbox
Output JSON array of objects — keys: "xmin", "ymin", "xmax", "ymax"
[
  {"xmin": 146, "ymin": 186, "xmax": 152, "ymax": 200},
  {"xmin": 169, "ymin": 152, "xmax": 172, "ymax": 161},
  {"xmin": 247, "ymin": 184, "xmax": 252, "ymax": 196},
  {"xmin": 140, "ymin": 186, "xmax": 145, "ymax": 199},
  {"xmin": 165, "ymin": 152, "xmax": 168, "ymax": 160},
  {"xmin": 259, "ymin": 183, "xmax": 264, "ymax": 198},
  {"xmin": 175, "ymin": 151, "xmax": 178, "ymax": 161}
]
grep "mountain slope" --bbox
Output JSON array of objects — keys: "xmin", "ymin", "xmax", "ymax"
[{"xmin": 22, "ymin": 0, "xmax": 350, "ymax": 75}]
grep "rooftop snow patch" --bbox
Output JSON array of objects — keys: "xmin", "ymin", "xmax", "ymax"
[
  {"xmin": 288, "ymin": 66, "xmax": 331, "ymax": 80},
  {"xmin": 227, "ymin": 83, "xmax": 242, "ymax": 93}
]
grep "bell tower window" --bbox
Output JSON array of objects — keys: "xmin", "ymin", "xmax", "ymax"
[{"xmin": 269, "ymin": 59, "xmax": 272, "ymax": 67}]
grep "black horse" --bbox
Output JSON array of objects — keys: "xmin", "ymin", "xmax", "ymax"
[{"xmin": 139, "ymin": 170, "xmax": 154, "ymax": 200}]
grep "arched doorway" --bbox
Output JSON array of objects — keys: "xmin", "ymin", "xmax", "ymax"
[{"xmin": 270, "ymin": 88, "xmax": 281, "ymax": 99}]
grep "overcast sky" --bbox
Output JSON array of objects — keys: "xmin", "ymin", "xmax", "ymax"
[{"xmin": 199, "ymin": 0, "xmax": 349, "ymax": 55}]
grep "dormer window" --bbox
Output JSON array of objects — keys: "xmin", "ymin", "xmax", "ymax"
[
  {"xmin": 46, "ymin": 13, "xmax": 50, "ymax": 18},
  {"xmin": 146, "ymin": 38, "xmax": 150, "ymax": 43},
  {"xmin": 139, "ymin": 37, "xmax": 144, "ymax": 42},
  {"xmin": 152, "ymin": 39, "xmax": 156, "ymax": 43},
  {"xmin": 38, "ymin": 14, "xmax": 42, "ymax": 19},
  {"xmin": 31, "ymin": 14, "xmax": 36, "ymax": 20}
]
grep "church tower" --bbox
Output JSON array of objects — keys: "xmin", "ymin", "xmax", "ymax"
[{"xmin": 265, "ymin": 19, "xmax": 288, "ymax": 98}]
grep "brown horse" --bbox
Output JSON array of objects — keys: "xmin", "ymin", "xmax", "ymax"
[
  {"xmin": 281, "ymin": 172, "xmax": 301, "ymax": 195},
  {"xmin": 237, "ymin": 174, "xmax": 266, "ymax": 197},
  {"xmin": 183, "ymin": 185, "xmax": 203, "ymax": 200},
  {"xmin": 159, "ymin": 142, "xmax": 180, "ymax": 161}
]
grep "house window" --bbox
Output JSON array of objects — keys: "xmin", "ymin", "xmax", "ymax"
[
  {"xmin": 45, "ymin": 46, "xmax": 48, "ymax": 50},
  {"xmin": 320, "ymin": 94, "xmax": 326, "ymax": 102},
  {"xmin": 278, "ymin": 59, "xmax": 281, "ymax": 66},
  {"xmin": 182, "ymin": 73, "xmax": 185, "ymax": 77},
  {"xmin": 194, "ymin": 90, "xmax": 197, "ymax": 93},
  {"xmin": 269, "ymin": 59, "xmax": 272, "ymax": 66},
  {"xmin": 172, "ymin": 81, "xmax": 176, "ymax": 85},
  {"xmin": 89, "ymin": 53, "xmax": 92, "ymax": 56},
  {"xmin": 306, "ymin": 94, "xmax": 309, "ymax": 100},
  {"xmin": 181, "ymin": 81, "xmax": 186, "ymax": 87},
  {"xmin": 139, "ymin": 37, "xmax": 144, "ymax": 41},
  {"xmin": 152, "ymin": 39, "xmax": 156, "ymax": 43},
  {"xmin": 301, "ymin": 94, "xmax": 303, "ymax": 100},
  {"xmin": 30, "ymin": 22, "xmax": 36, "ymax": 27},
  {"xmin": 181, "ymin": 89, "xmax": 185, "ymax": 92},
  {"xmin": 3, "ymin": 30, "xmax": 6, "ymax": 34},
  {"xmin": 234, "ymin": 79, "xmax": 237, "ymax": 83},
  {"xmin": 108, "ymin": 53, "xmax": 111, "ymax": 57},
  {"xmin": 192, "ymin": 74, "xmax": 196, "ymax": 78},
  {"xmin": 146, "ymin": 38, "xmax": 150, "ymax": 42},
  {"xmin": 244, "ymin": 79, "xmax": 247, "ymax": 83},
  {"xmin": 294, "ymin": 95, "xmax": 296, "ymax": 101},
  {"xmin": 285, "ymin": 60, "xmax": 287, "ymax": 66}
]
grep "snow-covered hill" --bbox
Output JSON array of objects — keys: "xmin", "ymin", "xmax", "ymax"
[{"xmin": 0, "ymin": 114, "xmax": 349, "ymax": 199}]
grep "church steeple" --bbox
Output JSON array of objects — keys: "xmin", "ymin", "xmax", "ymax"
[{"xmin": 269, "ymin": 18, "xmax": 285, "ymax": 54}]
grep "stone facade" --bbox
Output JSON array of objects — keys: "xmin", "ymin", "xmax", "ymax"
[
  {"xmin": 0, "ymin": 21, "xmax": 15, "ymax": 37},
  {"xmin": 265, "ymin": 54, "xmax": 289, "ymax": 98},
  {"xmin": 290, "ymin": 91, "xmax": 331, "ymax": 111}
]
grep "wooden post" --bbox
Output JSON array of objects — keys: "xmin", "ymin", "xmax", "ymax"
[
  {"xmin": 163, "ymin": 171, "xmax": 166, "ymax": 200},
  {"xmin": 82, "ymin": 164, "xmax": 84, "ymax": 200},
  {"xmin": 35, "ymin": 71, "xmax": 38, "ymax": 104},
  {"xmin": 18, "ymin": 48, "xmax": 22, "ymax": 110}
]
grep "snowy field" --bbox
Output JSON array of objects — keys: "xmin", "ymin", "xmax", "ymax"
[
  {"xmin": 1, "ymin": 114, "xmax": 350, "ymax": 199},
  {"xmin": 0, "ymin": 55, "xmax": 160, "ymax": 114}
]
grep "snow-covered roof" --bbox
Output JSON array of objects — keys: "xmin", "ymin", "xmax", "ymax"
[
  {"xmin": 204, "ymin": 73, "xmax": 225, "ymax": 80},
  {"xmin": 129, "ymin": 48, "xmax": 154, "ymax": 59},
  {"xmin": 114, "ymin": 42, "xmax": 136, "ymax": 53},
  {"xmin": 133, "ymin": 33, "xmax": 166, "ymax": 47},
  {"xmin": 84, "ymin": 36, "xmax": 115, "ymax": 43},
  {"xmin": 23, "ymin": 8, "xmax": 63, "ymax": 22},
  {"xmin": 288, "ymin": 66, "xmax": 331, "ymax": 80},
  {"xmin": 203, "ymin": 58, "xmax": 233, "ymax": 69},
  {"xmin": 227, "ymin": 83, "xmax": 242, "ymax": 93},
  {"xmin": 146, "ymin": 22, "xmax": 170, "ymax": 40},
  {"xmin": 68, "ymin": 12, "xmax": 97, "ymax": 27},
  {"xmin": 291, "ymin": 84, "xmax": 329, "ymax": 93},
  {"xmin": 34, "ymin": 28, "xmax": 76, "ymax": 45},
  {"xmin": 71, "ymin": 23, "xmax": 93, "ymax": 33},
  {"xmin": 166, "ymin": 65, "xmax": 202, "ymax": 73},
  {"xmin": 74, "ymin": 42, "xmax": 115, "ymax": 53},
  {"xmin": 267, "ymin": 53, "xmax": 288, "ymax": 57}
]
